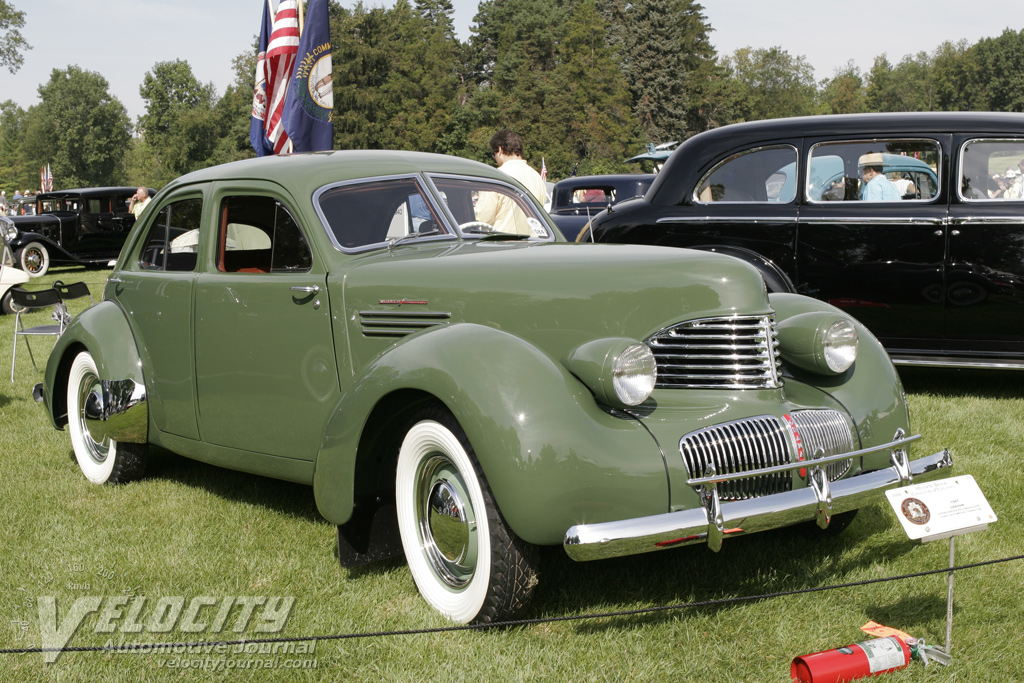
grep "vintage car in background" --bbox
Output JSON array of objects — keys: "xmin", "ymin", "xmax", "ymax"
[
  {"xmin": 37, "ymin": 151, "xmax": 951, "ymax": 624},
  {"xmin": 0, "ymin": 219, "xmax": 29, "ymax": 314},
  {"xmin": 6, "ymin": 187, "xmax": 155, "ymax": 277},
  {"xmin": 7, "ymin": 196, "xmax": 37, "ymax": 216},
  {"xmin": 548, "ymin": 174, "xmax": 654, "ymax": 240},
  {"xmin": 584, "ymin": 112, "xmax": 1024, "ymax": 370}
]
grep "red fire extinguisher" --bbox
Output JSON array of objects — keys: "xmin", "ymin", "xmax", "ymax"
[{"xmin": 791, "ymin": 636, "xmax": 912, "ymax": 683}]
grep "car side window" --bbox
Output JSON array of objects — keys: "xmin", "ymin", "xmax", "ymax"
[
  {"xmin": 138, "ymin": 198, "xmax": 203, "ymax": 272},
  {"xmin": 960, "ymin": 139, "xmax": 1024, "ymax": 201},
  {"xmin": 807, "ymin": 140, "xmax": 940, "ymax": 203},
  {"xmin": 317, "ymin": 177, "xmax": 446, "ymax": 250},
  {"xmin": 217, "ymin": 195, "xmax": 312, "ymax": 273},
  {"xmin": 695, "ymin": 146, "xmax": 798, "ymax": 204}
]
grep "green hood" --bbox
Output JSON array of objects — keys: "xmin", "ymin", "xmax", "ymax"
[{"xmin": 338, "ymin": 241, "xmax": 772, "ymax": 367}]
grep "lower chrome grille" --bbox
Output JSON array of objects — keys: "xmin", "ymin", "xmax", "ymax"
[
  {"xmin": 646, "ymin": 315, "xmax": 781, "ymax": 390},
  {"xmin": 790, "ymin": 409, "xmax": 856, "ymax": 481},
  {"xmin": 679, "ymin": 410, "xmax": 857, "ymax": 502},
  {"xmin": 679, "ymin": 416, "xmax": 793, "ymax": 501}
]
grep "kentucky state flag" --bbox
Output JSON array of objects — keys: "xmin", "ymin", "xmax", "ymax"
[
  {"xmin": 282, "ymin": 0, "xmax": 333, "ymax": 152},
  {"xmin": 249, "ymin": 0, "xmax": 275, "ymax": 156}
]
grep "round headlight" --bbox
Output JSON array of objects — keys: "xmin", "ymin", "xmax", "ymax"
[
  {"xmin": 822, "ymin": 319, "xmax": 858, "ymax": 373},
  {"xmin": 1, "ymin": 217, "xmax": 17, "ymax": 242},
  {"xmin": 612, "ymin": 344, "xmax": 657, "ymax": 406},
  {"xmin": 564, "ymin": 338, "xmax": 658, "ymax": 408}
]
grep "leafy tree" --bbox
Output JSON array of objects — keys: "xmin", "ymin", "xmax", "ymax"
[
  {"xmin": 0, "ymin": 99, "xmax": 31, "ymax": 192},
  {"xmin": 866, "ymin": 53, "xmax": 935, "ymax": 112},
  {"xmin": 19, "ymin": 66, "xmax": 131, "ymax": 188},
  {"xmin": 725, "ymin": 46, "xmax": 818, "ymax": 121},
  {"xmin": 136, "ymin": 60, "xmax": 221, "ymax": 183},
  {"xmin": 0, "ymin": 1, "xmax": 30, "ymax": 74},
  {"xmin": 972, "ymin": 29, "xmax": 1024, "ymax": 112},
  {"xmin": 931, "ymin": 40, "xmax": 981, "ymax": 111},
  {"xmin": 819, "ymin": 62, "xmax": 867, "ymax": 115}
]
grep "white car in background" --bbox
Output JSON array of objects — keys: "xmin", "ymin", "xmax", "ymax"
[{"xmin": 1, "ymin": 217, "xmax": 30, "ymax": 314}]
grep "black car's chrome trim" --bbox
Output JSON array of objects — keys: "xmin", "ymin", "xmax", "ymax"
[
  {"xmin": 564, "ymin": 443, "xmax": 951, "ymax": 562},
  {"xmin": 798, "ymin": 216, "xmax": 945, "ymax": 225},
  {"xmin": 82, "ymin": 378, "xmax": 148, "ymax": 445},
  {"xmin": 655, "ymin": 216, "xmax": 794, "ymax": 224},
  {"xmin": 890, "ymin": 355, "xmax": 1024, "ymax": 370}
]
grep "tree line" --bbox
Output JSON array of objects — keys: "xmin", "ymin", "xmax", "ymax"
[{"xmin": 1, "ymin": 0, "xmax": 1022, "ymax": 194}]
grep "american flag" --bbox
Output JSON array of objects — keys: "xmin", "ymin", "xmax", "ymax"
[
  {"xmin": 40, "ymin": 164, "xmax": 53, "ymax": 192},
  {"xmin": 265, "ymin": 0, "xmax": 300, "ymax": 154}
]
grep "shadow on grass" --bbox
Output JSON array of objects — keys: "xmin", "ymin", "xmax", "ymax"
[
  {"xmin": 132, "ymin": 446, "xmax": 324, "ymax": 524},
  {"xmin": 899, "ymin": 367, "xmax": 1024, "ymax": 399},
  {"xmin": 529, "ymin": 506, "xmax": 929, "ymax": 631}
]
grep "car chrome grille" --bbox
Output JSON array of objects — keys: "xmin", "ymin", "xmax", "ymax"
[
  {"xmin": 359, "ymin": 311, "xmax": 451, "ymax": 337},
  {"xmin": 679, "ymin": 415, "xmax": 793, "ymax": 501},
  {"xmin": 646, "ymin": 315, "xmax": 781, "ymax": 389},
  {"xmin": 789, "ymin": 409, "xmax": 856, "ymax": 481}
]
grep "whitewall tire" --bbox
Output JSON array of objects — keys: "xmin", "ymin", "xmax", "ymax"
[
  {"xmin": 66, "ymin": 351, "xmax": 146, "ymax": 484},
  {"xmin": 395, "ymin": 407, "xmax": 537, "ymax": 624},
  {"xmin": 18, "ymin": 242, "xmax": 50, "ymax": 277}
]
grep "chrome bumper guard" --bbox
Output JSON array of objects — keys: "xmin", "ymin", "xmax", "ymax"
[
  {"xmin": 563, "ymin": 433, "xmax": 952, "ymax": 561},
  {"xmin": 82, "ymin": 378, "xmax": 148, "ymax": 444}
]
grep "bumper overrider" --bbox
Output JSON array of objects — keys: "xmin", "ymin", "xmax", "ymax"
[{"xmin": 563, "ymin": 433, "xmax": 952, "ymax": 561}]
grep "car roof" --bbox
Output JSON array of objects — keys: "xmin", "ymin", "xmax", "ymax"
[
  {"xmin": 37, "ymin": 187, "xmax": 140, "ymax": 199},
  {"xmin": 162, "ymin": 150, "xmax": 512, "ymax": 196}
]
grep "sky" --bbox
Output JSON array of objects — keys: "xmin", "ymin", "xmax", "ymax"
[{"xmin": 0, "ymin": 0, "xmax": 1020, "ymax": 126}]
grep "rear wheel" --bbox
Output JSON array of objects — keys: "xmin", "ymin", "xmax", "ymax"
[
  {"xmin": 66, "ymin": 351, "xmax": 147, "ymax": 484},
  {"xmin": 0, "ymin": 289, "xmax": 13, "ymax": 315},
  {"xmin": 18, "ymin": 241, "xmax": 50, "ymax": 277},
  {"xmin": 395, "ymin": 406, "xmax": 538, "ymax": 624}
]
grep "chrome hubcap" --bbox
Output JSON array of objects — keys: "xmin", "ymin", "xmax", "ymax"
[
  {"xmin": 78, "ymin": 374, "xmax": 110, "ymax": 463},
  {"xmin": 23, "ymin": 249, "xmax": 43, "ymax": 272},
  {"xmin": 417, "ymin": 455, "xmax": 476, "ymax": 588}
]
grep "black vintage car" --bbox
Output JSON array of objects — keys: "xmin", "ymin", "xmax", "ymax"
[
  {"xmin": 585, "ymin": 112, "xmax": 1024, "ymax": 370},
  {"xmin": 549, "ymin": 174, "xmax": 654, "ymax": 240},
  {"xmin": 5, "ymin": 187, "xmax": 154, "ymax": 277}
]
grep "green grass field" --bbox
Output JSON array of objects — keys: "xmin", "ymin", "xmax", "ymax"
[{"xmin": 1, "ymin": 266, "xmax": 1020, "ymax": 681}]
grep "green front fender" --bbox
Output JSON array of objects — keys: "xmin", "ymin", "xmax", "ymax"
[
  {"xmin": 313, "ymin": 323, "xmax": 668, "ymax": 546},
  {"xmin": 770, "ymin": 293, "xmax": 911, "ymax": 468},
  {"xmin": 42, "ymin": 301, "xmax": 145, "ymax": 430}
]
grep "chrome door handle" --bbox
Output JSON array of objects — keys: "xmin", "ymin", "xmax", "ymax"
[{"xmin": 290, "ymin": 285, "xmax": 320, "ymax": 294}]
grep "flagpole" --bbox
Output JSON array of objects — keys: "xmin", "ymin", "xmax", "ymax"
[{"xmin": 297, "ymin": 0, "xmax": 304, "ymax": 35}]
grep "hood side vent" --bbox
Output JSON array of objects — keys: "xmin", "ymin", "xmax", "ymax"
[{"xmin": 359, "ymin": 310, "xmax": 451, "ymax": 338}]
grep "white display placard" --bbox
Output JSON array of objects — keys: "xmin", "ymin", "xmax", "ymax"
[{"xmin": 885, "ymin": 475, "xmax": 996, "ymax": 542}]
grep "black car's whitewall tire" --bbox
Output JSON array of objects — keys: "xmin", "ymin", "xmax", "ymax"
[
  {"xmin": 395, "ymin": 407, "xmax": 538, "ymax": 624},
  {"xmin": 18, "ymin": 241, "xmax": 49, "ymax": 277},
  {"xmin": 66, "ymin": 351, "xmax": 146, "ymax": 484}
]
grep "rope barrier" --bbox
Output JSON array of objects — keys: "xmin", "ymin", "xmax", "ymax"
[{"xmin": 2, "ymin": 553, "xmax": 1021, "ymax": 656}]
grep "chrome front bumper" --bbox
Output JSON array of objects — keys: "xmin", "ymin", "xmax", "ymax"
[{"xmin": 563, "ymin": 436, "xmax": 952, "ymax": 561}]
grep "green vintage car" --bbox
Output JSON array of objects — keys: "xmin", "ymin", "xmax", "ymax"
[{"xmin": 36, "ymin": 151, "xmax": 952, "ymax": 624}]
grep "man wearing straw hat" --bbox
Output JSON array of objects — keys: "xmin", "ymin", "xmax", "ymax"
[{"xmin": 858, "ymin": 152, "xmax": 901, "ymax": 201}]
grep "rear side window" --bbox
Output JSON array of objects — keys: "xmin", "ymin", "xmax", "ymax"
[
  {"xmin": 317, "ymin": 177, "xmax": 447, "ymax": 250},
  {"xmin": 217, "ymin": 196, "xmax": 312, "ymax": 273},
  {"xmin": 960, "ymin": 139, "xmax": 1024, "ymax": 201},
  {"xmin": 807, "ymin": 140, "xmax": 939, "ymax": 203},
  {"xmin": 695, "ymin": 146, "xmax": 798, "ymax": 204}
]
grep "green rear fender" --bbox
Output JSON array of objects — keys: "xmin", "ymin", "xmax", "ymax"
[
  {"xmin": 313, "ymin": 323, "xmax": 668, "ymax": 546},
  {"xmin": 771, "ymin": 293, "xmax": 911, "ymax": 469},
  {"xmin": 43, "ymin": 301, "xmax": 145, "ymax": 430}
]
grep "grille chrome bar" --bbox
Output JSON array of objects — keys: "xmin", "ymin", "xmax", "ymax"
[
  {"xmin": 790, "ymin": 409, "xmax": 857, "ymax": 481},
  {"xmin": 679, "ymin": 415, "xmax": 793, "ymax": 501},
  {"xmin": 647, "ymin": 315, "xmax": 781, "ymax": 389}
]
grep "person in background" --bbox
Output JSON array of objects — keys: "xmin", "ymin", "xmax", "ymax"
[
  {"xmin": 128, "ymin": 187, "xmax": 151, "ymax": 218},
  {"xmin": 474, "ymin": 129, "xmax": 547, "ymax": 235},
  {"xmin": 858, "ymin": 153, "xmax": 901, "ymax": 201}
]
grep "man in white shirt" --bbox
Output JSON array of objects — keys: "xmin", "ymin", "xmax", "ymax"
[{"xmin": 475, "ymin": 129, "xmax": 547, "ymax": 235}]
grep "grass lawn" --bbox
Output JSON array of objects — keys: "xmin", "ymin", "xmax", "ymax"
[{"xmin": 1, "ymin": 266, "xmax": 1021, "ymax": 680}]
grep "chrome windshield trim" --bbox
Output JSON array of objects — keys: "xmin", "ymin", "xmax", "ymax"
[
  {"xmin": 799, "ymin": 216, "xmax": 944, "ymax": 225},
  {"xmin": 684, "ymin": 433, "xmax": 921, "ymax": 487}
]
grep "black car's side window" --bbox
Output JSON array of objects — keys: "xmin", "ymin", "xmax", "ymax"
[
  {"xmin": 960, "ymin": 140, "xmax": 1024, "ymax": 201},
  {"xmin": 807, "ymin": 140, "xmax": 940, "ymax": 203},
  {"xmin": 138, "ymin": 198, "xmax": 203, "ymax": 272},
  {"xmin": 217, "ymin": 195, "xmax": 312, "ymax": 273},
  {"xmin": 695, "ymin": 146, "xmax": 798, "ymax": 203}
]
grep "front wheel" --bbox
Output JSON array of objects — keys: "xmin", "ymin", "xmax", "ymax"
[
  {"xmin": 0, "ymin": 289, "xmax": 13, "ymax": 315},
  {"xmin": 18, "ymin": 241, "xmax": 50, "ymax": 277},
  {"xmin": 395, "ymin": 407, "xmax": 538, "ymax": 624},
  {"xmin": 66, "ymin": 351, "xmax": 147, "ymax": 484}
]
